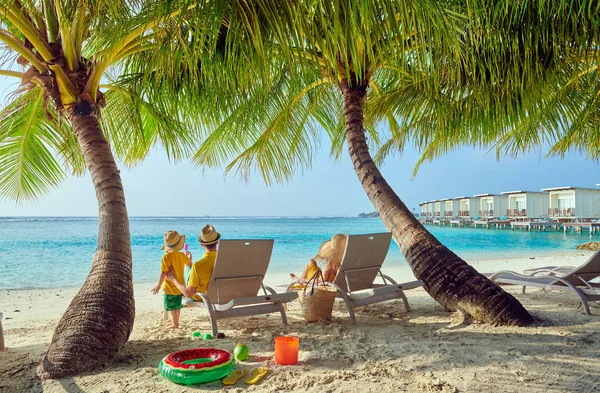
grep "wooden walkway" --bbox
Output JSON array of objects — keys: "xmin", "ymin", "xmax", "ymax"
[
  {"xmin": 563, "ymin": 222, "xmax": 600, "ymax": 234},
  {"xmin": 421, "ymin": 217, "xmax": 600, "ymax": 236},
  {"xmin": 510, "ymin": 221, "xmax": 561, "ymax": 231},
  {"xmin": 473, "ymin": 219, "xmax": 511, "ymax": 229},
  {"xmin": 449, "ymin": 219, "xmax": 472, "ymax": 227}
]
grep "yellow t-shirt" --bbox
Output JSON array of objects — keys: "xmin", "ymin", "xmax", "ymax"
[
  {"xmin": 188, "ymin": 251, "xmax": 217, "ymax": 299},
  {"xmin": 161, "ymin": 251, "xmax": 190, "ymax": 295}
]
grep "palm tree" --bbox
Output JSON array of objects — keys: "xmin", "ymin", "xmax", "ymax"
[
  {"xmin": 0, "ymin": 0, "xmax": 199, "ymax": 378},
  {"xmin": 132, "ymin": 0, "xmax": 597, "ymax": 326},
  {"xmin": 135, "ymin": 1, "xmax": 534, "ymax": 325}
]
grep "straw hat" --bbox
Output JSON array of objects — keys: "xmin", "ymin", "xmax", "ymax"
[
  {"xmin": 316, "ymin": 233, "xmax": 347, "ymax": 268},
  {"xmin": 198, "ymin": 224, "xmax": 221, "ymax": 245},
  {"xmin": 162, "ymin": 230, "xmax": 185, "ymax": 252}
]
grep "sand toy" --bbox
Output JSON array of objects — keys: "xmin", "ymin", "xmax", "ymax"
[{"xmin": 158, "ymin": 348, "xmax": 234, "ymax": 385}]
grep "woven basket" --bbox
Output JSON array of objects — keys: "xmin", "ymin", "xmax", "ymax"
[{"xmin": 297, "ymin": 270, "xmax": 337, "ymax": 322}]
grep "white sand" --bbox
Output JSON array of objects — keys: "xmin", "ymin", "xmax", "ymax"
[{"xmin": 1, "ymin": 252, "xmax": 599, "ymax": 392}]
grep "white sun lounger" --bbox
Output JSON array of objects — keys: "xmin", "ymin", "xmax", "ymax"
[
  {"xmin": 489, "ymin": 249, "xmax": 600, "ymax": 314},
  {"xmin": 183, "ymin": 239, "xmax": 298, "ymax": 335},
  {"xmin": 330, "ymin": 233, "xmax": 423, "ymax": 324}
]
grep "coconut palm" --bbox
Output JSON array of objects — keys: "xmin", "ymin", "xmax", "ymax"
[
  {"xmin": 131, "ymin": 0, "xmax": 598, "ymax": 326},
  {"xmin": 129, "ymin": 0, "xmax": 535, "ymax": 325},
  {"xmin": 0, "ymin": 0, "xmax": 201, "ymax": 378}
]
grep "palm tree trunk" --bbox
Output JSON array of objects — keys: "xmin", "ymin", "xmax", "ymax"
[
  {"xmin": 339, "ymin": 81, "xmax": 533, "ymax": 326},
  {"xmin": 37, "ymin": 103, "xmax": 135, "ymax": 379}
]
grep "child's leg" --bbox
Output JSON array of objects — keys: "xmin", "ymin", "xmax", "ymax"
[{"xmin": 170, "ymin": 310, "xmax": 181, "ymax": 328}]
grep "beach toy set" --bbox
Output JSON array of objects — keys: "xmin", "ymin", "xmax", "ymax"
[{"xmin": 159, "ymin": 336, "xmax": 299, "ymax": 385}]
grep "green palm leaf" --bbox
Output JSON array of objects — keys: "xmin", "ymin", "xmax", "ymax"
[
  {"xmin": 0, "ymin": 88, "xmax": 65, "ymax": 201},
  {"xmin": 100, "ymin": 82, "xmax": 199, "ymax": 165}
]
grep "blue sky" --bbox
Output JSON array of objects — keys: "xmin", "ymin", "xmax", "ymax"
[{"xmin": 1, "ymin": 77, "xmax": 599, "ymax": 217}]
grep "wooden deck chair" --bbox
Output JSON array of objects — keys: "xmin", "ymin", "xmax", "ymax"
[
  {"xmin": 330, "ymin": 233, "xmax": 423, "ymax": 324},
  {"xmin": 184, "ymin": 239, "xmax": 298, "ymax": 335},
  {"xmin": 489, "ymin": 249, "xmax": 600, "ymax": 314}
]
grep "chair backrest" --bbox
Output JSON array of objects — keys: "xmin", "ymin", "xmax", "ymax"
[
  {"xmin": 205, "ymin": 239, "xmax": 274, "ymax": 305},
  {"xmin": 332, "ymin": 233, "xmax": 393, "ymax": 293},
  {"xmin": 563, "ymin": 248, "xmax": 600, "ymax": 285}
]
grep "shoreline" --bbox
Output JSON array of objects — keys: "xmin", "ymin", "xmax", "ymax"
[
  {"xmin": 2, "ymin": 250, "xmax": 599, "ymax": 392},
  {"xmin": 1, "ymin": 251, "xmax": 594, "ymax": 327},
  {"xmin": 0, "ymin": 249, "xmax": 590, "ymax": 292}
]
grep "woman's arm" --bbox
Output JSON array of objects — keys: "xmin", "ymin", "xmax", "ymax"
[{"xmin": 322, "ymin": 262, "xmax": 336, "ymax": 283}]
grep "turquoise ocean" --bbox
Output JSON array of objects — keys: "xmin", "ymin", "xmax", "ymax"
[{"xmin": 0, "ymin": 216, "xmax": 592, "ymax": 290}]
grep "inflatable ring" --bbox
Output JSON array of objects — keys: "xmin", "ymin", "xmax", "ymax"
[{"xmin": 158, "ymin": 348, "xmax": 235, "ymax": 385}]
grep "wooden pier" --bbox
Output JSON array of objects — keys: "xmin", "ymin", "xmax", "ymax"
[
  {"xmin": 489, "ymin": 220, "xmax": 511, "ymax": 229},
  {"xmin": 449, "ymin": 219, "xmax": 472, "ymax": 227},
  {"xmin": 473, "ymin": 219, "xmax": 511, "ymax": 229},
  {"xmin": 510, "ymin": 221, "xmax": 561, "ymax": 231},
  {"xmin": 563, "ymin": 222, "xmax": 600, "ymax": 234},
  {"xmin": 421, "ymin": 215, "xmax": 600, "ymax": 236}
]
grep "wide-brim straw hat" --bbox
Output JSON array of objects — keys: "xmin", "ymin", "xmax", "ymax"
[
  {"xmin": 162, "ymin": 230, "xmax": 185, "ymax": 252},
  {"xmin": 198, "ymin": 224, "xmax": 221, "ymax": 245},
  {"xmin": 317, "ymin": 234, "xmax": 347, "ymax": 267}
]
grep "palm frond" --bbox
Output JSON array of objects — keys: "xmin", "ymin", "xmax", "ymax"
[
  {"xmin": 100, "ymin": 81, "xmax": 199, "ymax": 166},
  {"xmin": 0, "ymin": 88, "xmax": 65, "ymax": 201}
]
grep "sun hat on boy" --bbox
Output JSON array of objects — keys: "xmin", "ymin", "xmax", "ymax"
[
  {"xmin": 162, "ymin": 230, "xmax": 186, "ymax": 252},
  {"xmin": 198, "ymin": 224, "xmax": 221, "ymax": 245}
]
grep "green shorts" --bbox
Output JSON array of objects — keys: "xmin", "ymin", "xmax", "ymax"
[{"xmin": 164, "ymin": 294, "xmax": 183, "ymax": 311}]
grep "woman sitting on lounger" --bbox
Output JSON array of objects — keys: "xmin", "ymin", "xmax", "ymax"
[{"xmin": 290, "ymin": 233, "xmax": 347, "ymax": 285}]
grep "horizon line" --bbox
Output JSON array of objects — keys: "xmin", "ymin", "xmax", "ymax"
[{"xmin": 0, "ymin": 214, "xmax": 379, "ymax": 218}]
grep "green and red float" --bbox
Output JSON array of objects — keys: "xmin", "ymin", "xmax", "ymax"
[{"xmin": 158, "ymin": 348, "xmax": 235, "ymax": 385}]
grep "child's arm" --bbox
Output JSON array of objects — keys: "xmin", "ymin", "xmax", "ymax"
[
  {"xmin": 185, "ymin": 250, "xmax": 193, "ymax": 267},
  {"xmin": 152, "ymin": 271, "xmax": 168, "ymax": 295}
]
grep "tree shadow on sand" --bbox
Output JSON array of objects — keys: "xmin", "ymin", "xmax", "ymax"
[{"xmin": 5, "ymin": 292, "xmax": 600, "ymax": 392}]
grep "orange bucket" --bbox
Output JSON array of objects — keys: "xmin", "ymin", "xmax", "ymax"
[{"xmin": 274, "ymin": 336, "xmax": 299, "ymax": 365}]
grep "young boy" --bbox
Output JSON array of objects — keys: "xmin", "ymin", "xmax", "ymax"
[{"xmin": 152, "ymin": 230, "xmax": 192, "ymax": 329}]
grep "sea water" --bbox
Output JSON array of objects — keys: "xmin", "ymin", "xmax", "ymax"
[{"xmin": 0, "ymin": 216, "xmax": 592, "ymax": 290}]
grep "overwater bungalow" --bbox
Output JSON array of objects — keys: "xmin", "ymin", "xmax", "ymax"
[
  {"xmin": 501, "ymin": 191, "xmax": 549, "ymax": 219},
  {"xmin": 426, "ymin": 201, "xmax": 436, "ymax": 218},
  {"xmin": 442, "ymin": 198, "xmax": 459, "ymax": 218},
  {"xmin": 541, "ymin": 186, "xmax": 600, "ymax": 220},
  {"xmin": 474, "ymin": 194, "xmax": 508, "ymax": 219},
  {"xmin": 419, "ymin": 202, "xmax": 429, "ymax": 218},
  {"xmin": 433, "ymin": 200, "xmax": 445, "ymax": 218},
  {"xmin": 456, "ymin": 196, "xmax": 479, "ymax": 218}
]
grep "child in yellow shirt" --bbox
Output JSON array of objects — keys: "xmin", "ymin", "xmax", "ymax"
[{"xmin": 152, "ymin": 230, "xmax": 192, "ymax": 329}]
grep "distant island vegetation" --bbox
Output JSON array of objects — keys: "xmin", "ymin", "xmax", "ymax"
[
  {"xmin": 358, "ymin": 212, "xmax": 380, "ymax": 218},
  {"xmin": 359, "ymin": 211, "xmax": 420, "ymax": 218}
]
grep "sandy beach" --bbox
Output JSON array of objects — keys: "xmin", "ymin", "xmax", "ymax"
[{"xmin": 1, "ymin": 252, "xmax": 599, "ymax": 393}]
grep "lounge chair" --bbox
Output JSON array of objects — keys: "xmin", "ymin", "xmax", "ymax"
[
  {"xmin": 489, "ymin": 249, "xmax": 600, "ymax": 314},
  {"xmin": 329, "ymin": 233, "xmax": 423, "ymax": 324},
  {"xmin": 183, "ymin": 239, "xmax": 298, "ymax": 335}
]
